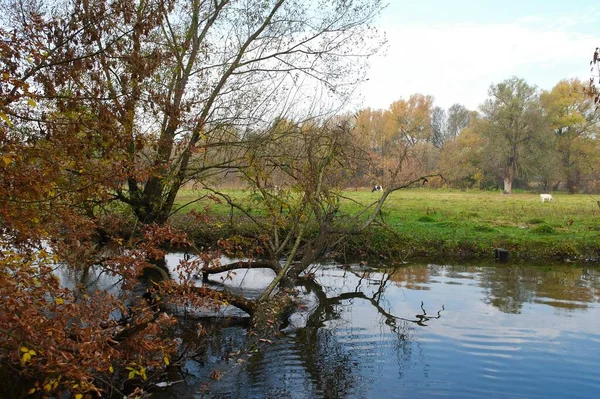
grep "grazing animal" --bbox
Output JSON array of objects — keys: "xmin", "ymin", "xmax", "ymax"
[
  {"xmin": 540, "ymin": 194, "xmax": 553, "ymax": 203},
  {"xmin": 372, "ymin": 185, "xmax": 383, "ymax": 192}
]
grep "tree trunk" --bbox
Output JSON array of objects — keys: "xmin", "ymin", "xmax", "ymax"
[
  {"xmin": 127, "ymin": 178, "xmax": 174, "ymax": 225},
  {"xmin": 566, "ymin": 170, "xmax": 578, "ymax": 194},
  {"xmin": 503, "ymin": 176, "xmax": 513, "ymax": 194}
]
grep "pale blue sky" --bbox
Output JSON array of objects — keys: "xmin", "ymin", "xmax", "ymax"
[{"xmin": 356, "ymin": 0, "xmax": 600, "ymax": 111}]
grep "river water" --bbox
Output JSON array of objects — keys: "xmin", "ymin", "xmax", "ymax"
[{"xmin": 155, "ymin": 261, "xmax": 600, "ymax": 399}]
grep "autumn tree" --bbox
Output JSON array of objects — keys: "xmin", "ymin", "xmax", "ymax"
[
  {"xmin": 446, "ymin": 103, "xmax": 472, "ymax": 141},
  {"xmin": 0, "ymin": 29, "xmax": 182, "ymax": 399},
  {"xmin": 353, "ymin": 107, "xmax": 387, "ymax": 183},
  {"xmin": 437, "ymin": 115, "xmax": 487, "ymax": 189},
  {"xmin": 354, "ymin": 94, "xmax": 435, "ymax": 184},
  {"xmin": 1, "ymin": 0, "xmax": 385, "ymax": 224},
  {"xmin": 387, "ymin": 94, "xmax": 434, "ymax": 146},
  {"xmin": 541, "ymin": 79, "xmax": 600, "ymax": 193},
  {"xmin": 0, "ymin": 0, "xmax": 387, "ymax": 395},
  {"xmin": 479, "ymin": 77, "xmax": 550, "ymax": 194}
]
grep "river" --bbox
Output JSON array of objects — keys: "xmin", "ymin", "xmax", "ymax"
[{"xmin": 152, "ymin": 259, "xmax": 600, "ymax": 398}]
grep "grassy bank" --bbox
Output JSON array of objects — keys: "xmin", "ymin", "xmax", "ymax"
[{"xmin": 172, "ymin": 188, "xmax": 600, "ymax": 262}]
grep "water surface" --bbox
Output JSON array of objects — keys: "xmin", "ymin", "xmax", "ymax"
[{"xmin": 158, "ymin": 262, "xmax": 600, "ymax": 398}]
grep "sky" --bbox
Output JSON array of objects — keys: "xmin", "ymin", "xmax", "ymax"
[{"xmin": 355, "ymin": 0, "xmax": 600, "ymax": 111}]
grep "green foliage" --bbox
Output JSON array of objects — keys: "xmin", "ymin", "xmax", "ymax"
[
  {"xmin": 417, "ymin": 216, "xmax": 436, "ymax": 222},
  {"xmin": 479, "ymin": 77, "xmax": 552, "ymax": 193}
]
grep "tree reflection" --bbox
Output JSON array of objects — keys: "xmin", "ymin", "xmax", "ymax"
[
  {"xmin": 479, "ymin": 265, "xmax": 600, "ymax": 314},
  {"xmin": 288, "ymin": 268, "xmax": 444, "ymax": 398},
  {"xmin": 387, "ymin": 265, "xmax": 433, "ymax": 290}
]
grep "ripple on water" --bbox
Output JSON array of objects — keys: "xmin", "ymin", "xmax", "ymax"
[{"xmin": 156, "ymin": 262, "xmax": 600, "ymax": 399}]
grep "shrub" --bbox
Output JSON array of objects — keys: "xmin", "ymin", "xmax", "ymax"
[{"xmin": 532, "ymin": 224, "xmax": 554, "ymax": 234}]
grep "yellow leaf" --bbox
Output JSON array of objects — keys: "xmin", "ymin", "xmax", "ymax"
[
  {"xmin": 1, "ymin": 156, "xmax": 11, "ymax": 166},
  {"xmin": 55, "ymin": 298, "xmax": 64, "ymax": 305},
  {"xmin": 164, "ymin": 357, "xmax": 170, "ymax": 366},
  {"xmin": 44, "ymin": 383, "xmax": 51, "ymax": 392},
  {"xmin": 109, "ymin": 365, "xmax": 114, "ymax": 373},
  {"xmin": 28, "ymin": 349, "xmax": 36, "ymax": 356},
  {"xmin": 0, "ymin": 112, "xmax": 12, "ymax": 126},
  {"xmin": 128, "ymin": 371, "xmax": 136, "ymax": 380},
  {"xmin": 20, "ymin": 346, "xmax": 29, "ymax": 353},
  {"xmin": 22, "ymin": 352, "xmax": 31, "ymax": 363},
  {"xmin": 28, "ymin": 388, "xmax": 36, "ymax": 394},
  {"xmin": 75, "ymin": 394, "xmax": 83, "ymax": 399},
  {"xmin": 27, "ymin": 98, "xmax": 36, "ymax": 107}
]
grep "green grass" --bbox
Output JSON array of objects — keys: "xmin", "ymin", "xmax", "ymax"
[{"xmin": 173, "ymin": 188, "xmax": 600, "ymax": 261}]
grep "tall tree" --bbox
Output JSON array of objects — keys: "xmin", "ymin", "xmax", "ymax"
[
  {"xmin": 541, "ymin": 79, "xmax": 600, "ymax": 193},
  {"xmin": 0, "ymin": 0, "xmax": 386, "ymax": 394},
  {"xmin": 355, "ymin": 107, "xmax": 387, "ymax": 181},
  {"xmin": 480, "ymin": 77, "xmax": 550, "ymax": 194},
  {"xmin": 355, "ymin": 94, "xmax": 435, "ymax": 183},
  {"xmin": 387, "ymin": 94, "xmax": 434, "ymax": 146},
  {"xmin": 2, "ymin": 0, "xmax": 385, "ymax": 225},
  {"xmin": 437, "ymin": 115, "xmax": 487, "ymax": 189},
  {"xmin": 446, "ymin": 103, "xmax": 471, "ymax": 140},
  {"xmin": 430, "ymin": 106, "xmax": 447, "ymax": 148}
]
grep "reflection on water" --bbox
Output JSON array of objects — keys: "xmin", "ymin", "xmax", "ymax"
[{"xmin": 157, "ymin": 262, "xmax": 600, "ymax": 399}]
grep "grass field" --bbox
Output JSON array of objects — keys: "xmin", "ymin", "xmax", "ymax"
[{"xmin": 173, "ymin": 188, "xmax": 600, "ymax": 261}]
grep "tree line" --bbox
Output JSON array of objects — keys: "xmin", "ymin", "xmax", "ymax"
[{"xmin": 353, "ymin": 77, "xmax": 600, "ymax": 194}]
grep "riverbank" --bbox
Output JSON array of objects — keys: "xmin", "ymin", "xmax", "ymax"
[{"xmin": 171, "ymin": 188, "xmax": 600, "ymax": 263}]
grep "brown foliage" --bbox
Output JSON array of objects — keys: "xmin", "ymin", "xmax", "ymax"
[{"xmin": 0, "ymin": 0, "xmax": 385, "ymax": 395}]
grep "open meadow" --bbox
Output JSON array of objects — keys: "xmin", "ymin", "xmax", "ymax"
[{"xmin": 174, "ymin": 188, "xmax": 600, "ymax": 261}]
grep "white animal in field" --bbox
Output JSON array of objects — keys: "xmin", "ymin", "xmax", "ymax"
[
  {"xmin": 372, "ymin": 185, "xmax": 383, "ymax": 192},
  {"xmin": 540, "ymin": 194, "xmax": 553, "ymax": 203}
]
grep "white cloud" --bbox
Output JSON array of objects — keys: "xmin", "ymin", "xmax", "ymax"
[{"xmin": 356, "ymin": 21, "xmax": 597, "ymax": 111}]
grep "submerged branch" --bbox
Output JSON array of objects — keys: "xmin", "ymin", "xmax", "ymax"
[
  {"xmin": 201, "ymin": 260, "xmax": 281, "ymax": 276},
  {"xmin": 190, "ymin": 286, "xmax": 257, "ymax": 315}
]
